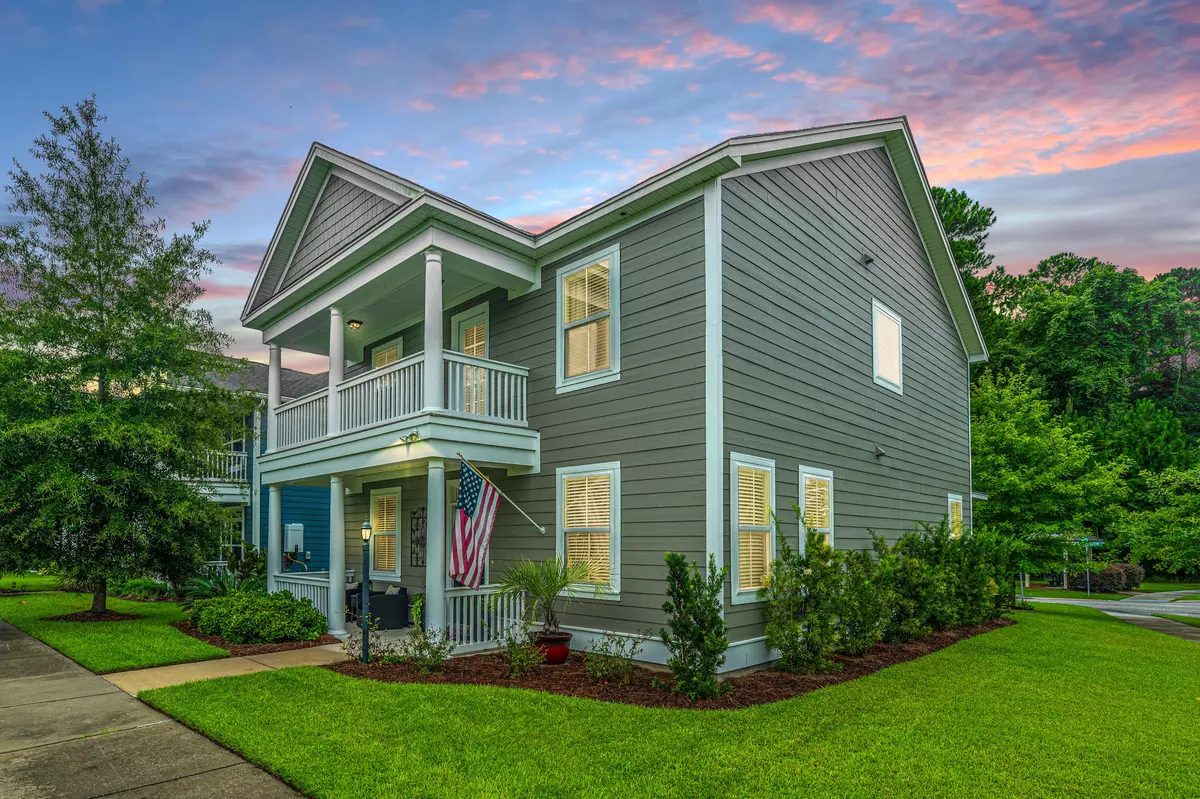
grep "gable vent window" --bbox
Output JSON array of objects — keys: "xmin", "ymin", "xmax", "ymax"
[
  {"xmin": 556, "ymin": 244, "xmax": 621, "ymax": 393},
  {"xmin": 872, "ymin": 300, "xmax": 903, "ymax": 394}
]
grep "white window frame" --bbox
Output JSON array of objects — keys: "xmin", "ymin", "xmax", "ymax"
[
  {"xmin": 555, "ymin": 461, "xmax": 621, "ymax": 599},
  {"xmin": 948, "ymin": 493, "xmax": 964, "ymax": 538},
  {"xmin": 730, "ymin": 452, "xmax": 776, "ymax": 605},
  {"xmin": 450, "ymin": 302, "xmax": 490, "ymax": 357},
  {"xmin": 872, "ymin": 299, "xmax": 903, "ymax": 394},
  {"xmin": 368, "ymin": 487, "xmax": 401, "ymax": 582},
  {"xmin": 555, "ymin": 243, "xmax": 621, "ymax": 394},
  {"xmin": 797, "ymin": 466, "xmax": 835, "ymax": 551},
  {"xmin": 371, "ymin": 335, "xmax": 404, "ymax": 370}
]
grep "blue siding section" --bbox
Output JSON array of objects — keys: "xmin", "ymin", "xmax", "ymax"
[{"xmin": 258, "ymin": 480, "xmax": 331, "ymax": 572}]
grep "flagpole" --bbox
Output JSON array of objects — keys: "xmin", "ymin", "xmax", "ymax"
[{"xmin": 456, "ymin": 452, "xmax": 546, "ymax": 535}]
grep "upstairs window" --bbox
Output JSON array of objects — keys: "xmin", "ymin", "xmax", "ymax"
[
  {"xmin": 731, "ymin": 453, "xmax": 775, "ymax": 604},
  {"xmin": 872, "ymin": 300, "xmax": 902, "ymax": 394},
  {"xmin": 799, "ymin": 466, "xmax": 834, "ymax": 548},
  {"xmin": 948, "ymin": 494, "xmax": 964, "ymax": 538},
  {"xmin": 556, "ymin": 462, "xmax": 621, "ymax": 595},
  {"xmin": 556, "ymin": 244, "xmax": 620, "ymax": 392}
]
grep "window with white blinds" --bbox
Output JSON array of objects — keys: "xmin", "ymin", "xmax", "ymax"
[
  {"xmin": 799, "ymin": 467, "xmax": 835, "ymax": 548},
  {"xmin": 370, "ymin": 489, "xmax": 400, "ymax": 578},
  {"xmin": 373, "ymin": 336, "xmax": 403, "ymax": 369},
  {"xmin": 556, "ymin": 462, "xmax": 621, "ymax": 595},
  {"xmin": 948, "ymin": 494, "xmax": 964, "ymax": 538},
  {"xmin": 872, "ymin": 300, "xmax": 902, "ymax": 393},
  {"xmin": 731, "ymin": 454, "xmax": 775, "ymax": 603},
  {"xmin": 557, "ymin": 244, "xmax": 620, "ymax": 393}
]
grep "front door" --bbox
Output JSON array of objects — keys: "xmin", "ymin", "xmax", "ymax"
[{"xmin": 452, "ymin": 305, "xmax": 488, "ymax": 415}]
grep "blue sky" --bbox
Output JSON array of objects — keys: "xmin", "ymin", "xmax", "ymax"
[{"xmin": 2, "ymin": 0, "xmax": 1197, "ymax": 369}]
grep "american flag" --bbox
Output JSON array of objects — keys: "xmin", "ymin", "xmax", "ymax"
[{"xmin": 450, "ymin": 459, "xmax": 501, "ymax": 589}]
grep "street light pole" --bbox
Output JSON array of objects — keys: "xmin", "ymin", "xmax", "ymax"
[{"xmin": 360, "ymin": 520, "xmax": 372, "ymax": 664}]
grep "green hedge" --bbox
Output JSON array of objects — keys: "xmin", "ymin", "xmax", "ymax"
[{"xmin": 190, "ymin": 590, "xmax": 327, "ymax": 644}]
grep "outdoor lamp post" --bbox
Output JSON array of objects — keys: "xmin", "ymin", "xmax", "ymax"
[{"xmin": 360, "ymin": 520, "xmax": 372, "ymax": 664}]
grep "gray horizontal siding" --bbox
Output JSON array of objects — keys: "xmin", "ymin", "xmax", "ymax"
[
  {"xmin": 486, "ymin": 199, "xmax": 708, "ymax": 634},
  {"xmin": 721, "ymin": 148, "xmax": 972, "ymax": 642}
]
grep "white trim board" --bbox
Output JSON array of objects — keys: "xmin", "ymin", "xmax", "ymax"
[
  {"xmin": 723, "ymin": 139, "xmax": 885, "ymax": 180},
  {"xmin": 559, "ymin": 627, "xmax": 778, "ymax": 673},
  {"xmin": 703, "ymin": 179, "xmax": 726, "ymax": 595}
]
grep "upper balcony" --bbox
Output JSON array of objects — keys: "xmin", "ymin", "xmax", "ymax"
[{"xmin": 189, "ymin": 450, "xmax": 250, "ymax": 503}]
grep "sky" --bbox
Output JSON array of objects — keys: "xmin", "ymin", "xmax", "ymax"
[{"xmin": 1, "ymin": 0, "xmax": 1197, "ymax": 371}]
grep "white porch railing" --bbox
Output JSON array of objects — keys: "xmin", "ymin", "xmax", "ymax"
[
  {"xmin": 339, "ymin": 354, "xmax": 424, "ymax": 434},
  {"xmin": 275, "ymin": 572, "xmax": 330, "ymax": 617},
  {"xmin": 444, "ymin": 352, "xmax": 529, "ymax": 426},
  {"xmin": 445, "ymin": 586, "xmax": 526, "ymax": 653},
  {"xmin": 199, "ymin": 450, "xmax": 248, "ymax": 482},
  {"xmin": 275, "ymin": 389, "xmax": 328, "ymax": 449}
]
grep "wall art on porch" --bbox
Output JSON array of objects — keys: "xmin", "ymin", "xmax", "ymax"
[{"xmin": 410, "ymin": 506, "xmax": 427, "ymax": 567}]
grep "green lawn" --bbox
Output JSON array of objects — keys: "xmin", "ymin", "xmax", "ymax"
[
  {"xmin": 1, "ymin": 572, "xmax": 62, "ymax": 592},
  {"xmin": 0, "ymin": 592, "xmax": 227, "ymax": 673},
  {"xmin": 1136, "ymin": 580, "xmax": 1200, "ymax": 593},
  {"xmin": 1021, "ymin": 587, "xmax": 1126, "ymax": 600},
  {"xmin": 1153, "ymin": 613, "xmax": 1200, "ymax": 629},
  {"xmin": 142, "ymin": 605, "xmax": 1200, "ymax": 799}
]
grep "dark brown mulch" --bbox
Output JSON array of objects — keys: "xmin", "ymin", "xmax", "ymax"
[
  {"xmin": 171, "ymin": 621, "xmax": 341, "ymax": 657},
  {"xmin": 43, "ymin": 610, "xmax": 145, "ymax": 622},
  {"xmin": 327, "ymin": 617, "xmax": 1016, "ymax": 710}
]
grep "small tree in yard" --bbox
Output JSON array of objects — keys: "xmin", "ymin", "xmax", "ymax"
[
  {"xmin": 0, "ymin": 98, "xmax": 252, "ymax": 613},
  {"xmin": 660, "ymin": 552, "xmax": 729, "ymax": 700}
]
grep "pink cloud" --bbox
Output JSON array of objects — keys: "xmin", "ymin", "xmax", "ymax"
[
  {"xmin": 737, "ymin": 1, "xmax": 854, "ymax": 43},
  {"xmin": 748, "ymin": 51, "xmax": 785, "ymax": 71},
  {"xmin": 198, "ymin": 280, "xmax": 252, "ymax": 301},
  {"xmin": 408, "ymin": 98, "xmax": 436, "ymax": 111},
  {"xmin": 506, "ymin": 205, "xmax": 593, "ymax": 233},
  {"xmin": 448, "ymin": 50, "xmax": 559, "ymax": 98},
  {"xmin": 683, "ymin": 31, "xmax": 756, "ymax": 60}
]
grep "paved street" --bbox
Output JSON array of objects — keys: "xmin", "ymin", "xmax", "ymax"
[
  {"xmin": 1026, "ymin": 591, "xmax": 1200, "ymax": 643},
  {"xmin": 0, "ymin": 621, "xmax": 298, "ymax": 799}
]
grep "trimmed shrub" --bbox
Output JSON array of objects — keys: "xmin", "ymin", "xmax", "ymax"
[
  {"xmin": 660, "ymin": 552, "xmax": 729, "ymax": 700},
  {"xmin": 760, "ymin": 531, "xmax": 842, "ymax": 673},
  {"xmin": 190, "ymin": 590, "xmax": 327, "ymax": 644},
  {"xmin": 1114, "ymin": 562, "xmax": 1145, "ymax": 590},
  {"xmin": 116, "ymin": 577, "xmax": 171, "ymax": 600},
  {"xmin": 838, "ymin": 548, "xmax": 891, "ymax": 656},
  {"xmin": 584, "ymin": 631, "xmax": 647, "ymax": 685},
  {"xmin": 873, "ymin": 533, "xmax": 932, "ymax": 643},
  {"xmin": 1068, "ymin": 565, "xmax": 1126, "ymax": 594}
]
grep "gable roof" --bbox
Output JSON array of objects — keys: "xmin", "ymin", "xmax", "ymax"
[{"xmin": 241, "ymin": 117, "xmax": 987, "ymax": 362}]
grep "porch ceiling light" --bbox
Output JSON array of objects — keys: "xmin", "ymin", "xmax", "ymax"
[
  {"xmin": 360, "ymin": 520, "xmax": 372, "ymax": 542},
  {"xmin": 347, "ymin": 319, "xmax": 363, "ymax": 330}
]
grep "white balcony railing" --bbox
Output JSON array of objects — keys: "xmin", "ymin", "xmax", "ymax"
[
  {"xmin": 199, "ymin": 450, "xmax": 249, "ymax": 482},
  {"xmin": 446, "ymin": 585, "xmax": 526, "ymax": 653},
  {"xmin": 270, "ymin": 351, "xmax": 528, "ymax": 451},
  {"xmin": 444, "ymin": 352, "xmax": 529, "ymax": 426},
  {"xmin": 339, "ymin": 354, "xmax": 424, "ymax": 434},
  {"xmin": 275, "ymin": 389, "xmax": 328, "ymax": 449}
]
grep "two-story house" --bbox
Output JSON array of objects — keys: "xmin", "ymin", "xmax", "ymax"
[{"xmin": 239, "ymin": 116, "xmax": 987, "ymax": 671}]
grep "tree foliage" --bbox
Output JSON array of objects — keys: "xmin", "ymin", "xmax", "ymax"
[{"xmin": 0, "ymin": 98, "xmax": 252, "ymax": 611}]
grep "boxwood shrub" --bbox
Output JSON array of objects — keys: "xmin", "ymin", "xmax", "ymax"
[{"xmin": 190, "ymin": 590, "xmax": 327, "ymax": 644}]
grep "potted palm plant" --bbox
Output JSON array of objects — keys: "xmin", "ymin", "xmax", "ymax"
[{"xmin": 493, "ymin": 557, "xmax": 594, "ymax": 664}]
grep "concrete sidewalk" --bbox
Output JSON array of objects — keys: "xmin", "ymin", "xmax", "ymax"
[
  {"xmin": 104, "ymin": 643, "xmax": 347, "ymax": 694},
  {"xmin": 0, "ymin": 620, "xmax": 298, "ymax": 798}
]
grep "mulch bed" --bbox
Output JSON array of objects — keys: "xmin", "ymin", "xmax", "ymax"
[
  {"xmin": 327, "ymin": 617, "xmax": 1016, "ymax": 710},
  {"xmin": 43, "ymin": 610, "xmax": 145, "ymax": 622},
  {"xmin": 172, "ymin": 621, "xmax": 341, "ymax": 657}
]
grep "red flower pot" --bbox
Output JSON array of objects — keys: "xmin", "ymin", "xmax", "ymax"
[{"xmin": 534, "ymin": 630, "xmax": 573, "ymax": 665}]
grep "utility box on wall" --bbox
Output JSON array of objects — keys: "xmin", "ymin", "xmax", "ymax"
[{"xmin": 283, "ymin": 523, "xmax": 304, "ymax": 555}]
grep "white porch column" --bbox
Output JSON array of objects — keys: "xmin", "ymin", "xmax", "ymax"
[
  {"xmin": 422, "ymin": 248, "xmax": 444, "ymax": 412},
  {"xmin": 328, "ymin": 474, "xmax": 347, "ymax": 636},
  {"xmin": 266, "ymin": 344, "xmax": 281, "ymax": 452},
  {"xmin": 424, "ymin": 458, "xmax": 446, "ymax": 630},
  {"xmin": 267, "ymin": 484, "xmax": 282, "ymax": 591},
  {"xmin": 327, "ymin": 307, "xmax": 344, "ymax": 436}
]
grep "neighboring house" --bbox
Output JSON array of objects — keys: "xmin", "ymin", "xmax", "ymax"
[
  {"xmin": 239, "ymin": 116, "xmax": 987, "ymax": 670},
  {"xmin": 203, "ymin": 359, "xmax": 331, "ymax": 571}
]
